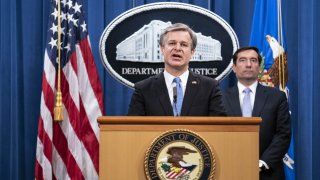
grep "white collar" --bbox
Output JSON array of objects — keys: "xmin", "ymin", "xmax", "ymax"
[
  {"xmin": 237, "ymin": 81, "xmax": 258, "ymax": 95},
  {"xmin": 164, "ymin": 70, "xmax": 189, "ymax": 87}
]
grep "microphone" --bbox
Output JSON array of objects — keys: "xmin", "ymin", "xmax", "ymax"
[
  {"xmin": 172, "ymin": 84, "xmax": 179, "ymax": 116},
  {"xmin": 173, "ymin": 86, "xmax": 177, "ymax": 103}
]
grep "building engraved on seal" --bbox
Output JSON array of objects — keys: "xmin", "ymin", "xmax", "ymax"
[
  {"xmin": 144, "ymin": 129, "xmax": 216, "ymax": 180},
  {"xmin": 116, "ymin": 20, "xmax": 222, "ymax": 63}
]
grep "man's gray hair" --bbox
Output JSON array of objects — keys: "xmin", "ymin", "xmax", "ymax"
[{"xmin": 159, "ymin": 23, "xmax": 197, "ymax": 50}]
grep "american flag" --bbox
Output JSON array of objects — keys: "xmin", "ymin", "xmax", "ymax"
[
  {"xmin": 35, "ymin": 0, "xmax": 104, "ymax": 179},
  {"xmin": 166, "ymin": 168, "xmax": 191, "ymax": 179},
  {"xmin": 165, "ymin": 165, "xmax": 196, "ymax": 179}
]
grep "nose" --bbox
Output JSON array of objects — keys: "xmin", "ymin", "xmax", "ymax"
[
  {"xmin": 245, "ymin": 60, "xmax": 252, "ymax": 67},
  {"xmin": 174, "ymin": 44, "xmax": 182, "ymax": 51}
]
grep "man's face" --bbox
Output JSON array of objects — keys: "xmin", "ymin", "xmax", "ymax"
[
  {"xmin": 233, "ymin": 49, "xmax": 260, "ymax": 85},
  {"xmin": 160, "ymin": 31, "xmax": 195, "ymax": 72}
]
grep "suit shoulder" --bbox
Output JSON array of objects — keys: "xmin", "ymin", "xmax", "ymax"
[
  {"xmin": 222, "ymin": 86, "xmax": 236, "ymax": 94},
  {"xmin": 134, "ymin": 73, "xmax": 161, "ymax": 89},
  {"xmin": 192, "ymin": 72, "xmax": 218, "ymax": 85},
  {"xmin": 260, "ymin": 85, "xmax": 284, "ymax": 94},
  {"xmin": 258, "ymin": 85, "xmax": 288, "ymax": 100}
]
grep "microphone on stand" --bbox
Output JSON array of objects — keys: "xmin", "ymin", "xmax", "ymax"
[
  {"xmin": 172, "ymin": 85, "xmax": 178, "ymax": 116},
  {"xmin": 173, "ymin": 86, "xmax": 177, "ymax": 103}
]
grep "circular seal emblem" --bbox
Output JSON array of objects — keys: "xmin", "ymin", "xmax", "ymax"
[
  {"xmin": 100, "ymin": 2, "xmax": 239, "ymax": 88},
  {"xmin": 144, "ymin": 129, "xmax": 215, "ymax": 180}
]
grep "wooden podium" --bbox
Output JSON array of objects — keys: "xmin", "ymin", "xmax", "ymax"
[{"xmin": 98, "ymin": 116, "xmax": 261, "ymax": 180}]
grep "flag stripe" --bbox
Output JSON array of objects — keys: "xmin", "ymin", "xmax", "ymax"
[
  {"xmin": 35, "ymin": 160, "xmax": 44, "ymax": 180},
  {"xmin": 53, "ymin": 122, "xmax": 84, "ymax": 179},
  {"xmin": 66, "ymin": 52, "xmax": 80, "ymax": 110},
  {"xmin": 43, "ymin": 50, "xmax": 56, "ymax": 91},
  {"xmin": 52, "ymin": 145, "xmax": 70, "ymax": 180},
  {"xmin": 36, "ymin": 137, "xmax": 50, "ymax": 180},
  {"xmin": 76, "ymin": 43, "xmax": 101, "ymax": 138},
  {"xmin": 37, "ymin": 116, "xmax": 52, "ymax": 166},
  {"xmin": 79, "ymin": 38, "xmax": 104, "ymax": 113},
  {"xmin": 79, "ymin": 101, "xmax": 100, "ymax": 173}
]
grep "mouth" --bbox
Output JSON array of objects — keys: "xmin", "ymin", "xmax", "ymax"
[
  {"xmin": 242, "ymin": 70, "xmax": 254, "ymax": 74},
  {"xmin": 172, "ymin": 53, "xmax": 182, "ymax": 60}
]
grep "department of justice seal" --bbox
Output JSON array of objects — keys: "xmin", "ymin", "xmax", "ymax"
[
  {"xmin": 144, "ymin": 129, "xmax": 215, "ymax": 180},
  {"xmin": 100, "ymin": 2, "xmax": 239, "ymax": 88}
]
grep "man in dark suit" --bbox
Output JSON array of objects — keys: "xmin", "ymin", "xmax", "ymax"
[
  {"xmin": 128, "ymin": 23, "xmax": 226, "ymax": 116},
  {"xmin": 222, "ymin": 46, "xmax": 291, "ymax": 180}
]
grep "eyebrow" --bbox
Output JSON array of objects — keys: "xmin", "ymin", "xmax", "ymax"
[
  {"xmin": 167, "ymin": 40, "xmax": 189, "ymax": 43},
  {"xmin": 238, "ymin": 57, "xmax": 258, "ymax": 59}
]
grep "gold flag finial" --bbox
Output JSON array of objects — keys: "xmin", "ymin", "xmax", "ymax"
[{"xmin": 54, "ymin": 0, "xmax": 63, "ymax": 121}]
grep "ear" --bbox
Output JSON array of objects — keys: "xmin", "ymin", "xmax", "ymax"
[
  {"xmin": 232, "ymin": 64, "xmax": 236, "ymax": 73},
  {"xmin": 191, "ymin": 49, "xmax": 195, "ymax": 56},
  {"xmin": 160, "ymin": 45, "xmax": 165, "ymax": 54}
]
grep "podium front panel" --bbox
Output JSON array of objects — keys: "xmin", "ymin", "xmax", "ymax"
[{"xmin": 99, "ymin": 117, "xmax": 260, "ymax": 180}]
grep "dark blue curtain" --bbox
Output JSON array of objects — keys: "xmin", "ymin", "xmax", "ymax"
[{"xmin": 0, "ymin": 0, "xmax": 319, "ymax": 179}]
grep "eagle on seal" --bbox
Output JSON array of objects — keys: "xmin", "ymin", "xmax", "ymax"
[
  {"xmin": 166, "ymin": 146, "xmax": 197, "ymax": 168},
  {"xmin": 266, "ymin": 35, "xmax": 288, "ymax": 88}
]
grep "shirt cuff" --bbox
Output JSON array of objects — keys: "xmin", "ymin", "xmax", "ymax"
[{"xmin": 259, "ymin": 160, "xmax": 269, "ymax": 170}]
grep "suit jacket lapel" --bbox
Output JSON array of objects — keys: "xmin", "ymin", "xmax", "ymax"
[
  {"xmin": 252, "ymin": 84, "xmax": 268, "ymax": 116},
  {"xmin": 181, "ymin": 72, "xmax": 199, "ymax": 116},
  {"xmin": 154, "ymin": 73, "xmax": 174, "ymax": 116},
  {"xmin": 227, "ymin": 85, "xmax": 242, "ymax": 116}
]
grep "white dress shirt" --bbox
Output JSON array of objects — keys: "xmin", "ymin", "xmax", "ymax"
[{"xmin": 164, "ymin": 70, "xmax": 189, "ymax": 105}]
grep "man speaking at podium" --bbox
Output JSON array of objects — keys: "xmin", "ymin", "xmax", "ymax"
[{"xmin": 128, "ymin": 23, "xmax": 226, "ymax": 116}]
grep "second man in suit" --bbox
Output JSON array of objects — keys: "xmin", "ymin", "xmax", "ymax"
[
  {"xmin": 222, "ymin": 46, "xmax": 291, "ymax": 180},
  {"xmin": 128, "ymin": 23, "xmax": 226, "ymax": 116}
]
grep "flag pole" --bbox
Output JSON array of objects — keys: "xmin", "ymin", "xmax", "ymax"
[
  {"xmin": 54, "ymin": 0, "xmax": 63, "ymax": 121},
  {"xmin": 278, "ymin": 0, "xmax": 286, "ymax": 90}
]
